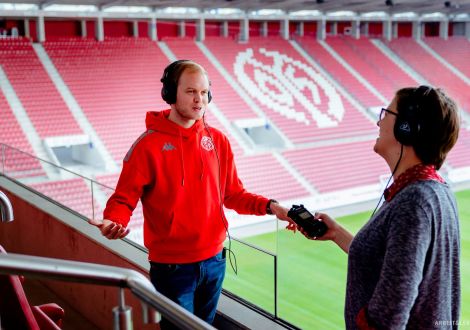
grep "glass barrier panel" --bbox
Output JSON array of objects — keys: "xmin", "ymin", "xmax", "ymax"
[
  {"xmin": 2, "ymin": 145, "xmax": 94, "ymax": 219},
  {"xmin": 0, "ymin": 143, "xmax": 279, "ymax": 317},
  {"xmin": 276, "ymin": 214, "xmax": 367, "ymax": 329},
  {"xmin": 1, "ymin": 144, "xmax": 45, "ymax": 180},
  {"xmin": 223, "ymin": 236, "xmax": 276, "ymax": 315}
]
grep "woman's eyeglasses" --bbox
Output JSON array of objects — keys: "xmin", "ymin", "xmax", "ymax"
[{"xmin": 379, "ymin": 108, "xmax": 399, "ymax": 121}]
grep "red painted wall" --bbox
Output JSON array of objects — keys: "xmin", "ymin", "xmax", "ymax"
[
  {"xmin": 86, "ymin": 21, "xmax": 94, "ymax": 38},
  {"xmin": 368, "ymin": 22, "xmax": 383, "ymax": 37},
  {"xmin": 249, "ymin": 21, "xmax": 261, "ymax": 37},
  {"xmin": 326, "ymin": 22, "xmax": 332, "ymax": 34},
  {"xmin": 45, "ymin": 20, "xmax": 80, "ymax": 38},
  {"xmin": 138, "ymin": 21, "xmax": 148, "ymax": 38},
  {"xmin": 29, "ymin": 20, "xmax": 37, "ymax": 42},
  {"xmin": 104, "ymin": 21, "xmax": 132, "ymax": 37},
  {"xmin": 304, "ymin": 21, "xmax": 317, "ymax": 37},
  {"xmin": 228, "ymin": 21, "xmax": 240, "ymax": 39},
  {"xmin": 397, "ymin": 22, "xmax": 412, "ymax": 37},
  {"xmin": 186, "ymin": 21, "xmax": 196, "ymax": 38},
  {"xmin": 206, "ymin": 21, "xmax": 221, "ymax": 37},
  {"xmin": 157, "ymin": 21, "xmax": 178, "ymax": 39},
  {"xmin": 289, "ymin": 21, "xmax": 297, "ymax": 37},
  {"xmin": 267, "ymin": 21, "xmax": 280, "ymax": 36}
]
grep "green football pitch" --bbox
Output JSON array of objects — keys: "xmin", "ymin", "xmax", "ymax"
[{"xmin": 223, "ymin": 189, "xmax": 470, "ymax": 329}]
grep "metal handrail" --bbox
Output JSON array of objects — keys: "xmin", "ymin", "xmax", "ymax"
[
  {"xmin": 0, "ymin": 190, "xmax": 14, "ymax": 223},
  {"xmin": 0, "ymin": 252, "xmax": 215, "ymax": 330}
]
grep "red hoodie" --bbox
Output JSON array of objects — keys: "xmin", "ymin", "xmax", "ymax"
[{"xmin": 104, "ymin": 110, "xmax": 269, "ymax": 263}]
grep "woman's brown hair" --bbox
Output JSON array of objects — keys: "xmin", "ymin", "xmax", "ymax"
[{"xmin": 395, "ymin": 86, "xmax": 460, "ymax": 170}]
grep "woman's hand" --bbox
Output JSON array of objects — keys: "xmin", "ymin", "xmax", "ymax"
[{"xmin": 298, "ymin": 212, "xmax": 354, "ymax": 254}]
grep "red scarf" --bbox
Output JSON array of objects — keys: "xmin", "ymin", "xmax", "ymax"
[{"xmin": 384, "ymin": 164, "xmax": 445, "ymax": 202}]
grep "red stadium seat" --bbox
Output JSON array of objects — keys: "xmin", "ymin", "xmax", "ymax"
[{"xmin": 0, "ymin": 245, "xmax": 64, "ymax": 330}]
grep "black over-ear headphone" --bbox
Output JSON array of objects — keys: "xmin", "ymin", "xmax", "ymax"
[
  {"xmin": 394, "ymin": 85, "xmax": 431, "ymax": 146},
  {"xmin": 160, "ymin": 60, "xmax": 212, "ymax": 105}
]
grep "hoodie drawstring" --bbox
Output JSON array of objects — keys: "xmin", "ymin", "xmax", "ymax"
[
  {"xmin": 178, "ymin": 130, "xmax": 185, "ymax": 186},
  {"xmin": 178, "ymin": 128, "xmax": 207, "ymax": 186}
]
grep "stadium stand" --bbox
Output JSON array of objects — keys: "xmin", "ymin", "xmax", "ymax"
[
  {"xmin": 1, "ymin": 34, "xmax": 468, "ymax": 204},
  {"xmin": 0, "ymin": 91, "xmax": 44, "ymax": 177},
  {"xmin": 0, "ymin": 38, "xmax": 82, "ymax": 138},
  {"xmin": 165, "ymin": 36, "xmax": 310, "ymax": 200},
  {"xmin": 43, "ymin": 37, "xmax": 169, "ymax": 162},
  {"xmin": 423, "ymin": 36, "xmax": 470, "ymax": 78},
  {"xmin": 30, "ymin": 177, "xmax": 95, "ymax": 218},
  {"xmin": 3, "ymin": 35, "xmax": 468, "ymax": 200},
  {"xmin": 1, "ymin": 3, "xmax": 470, "ymax": 327},
  {"xmin": 296, "ymin": 36, "xmax": 384, "ymax": 108},
  {"xmin": 446, "ymin": 128, "xmax": 470, "ymax": 168},
  {"xmin": 203, "ymin": 112, "xmax": 309, "ymax": 200},
  {"xmin": 387, "ymin": 38, "xmax": 470, "ymax": 114},
  {"xmin": 205, "ymin": 36, "xmax": 377, "ymax": 144},
  {"xmin": 94, "ymin": 172, "xmax": 144, "ymax": 244},
  {"xmin": 322, "ymin": 35, "xmax": 418, "ymax": 101},
  {"xmin": 163, "ymin": 36, "xmax": 260, "ymax": 121},
  {"xmin": 283, "ymin": 140, "xmax": 389, "ymax": 193}
]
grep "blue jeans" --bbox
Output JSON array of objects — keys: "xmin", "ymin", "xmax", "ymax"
[{"xmin": 149, "ymin": 249, "xmax": 226, "ymax": 328}]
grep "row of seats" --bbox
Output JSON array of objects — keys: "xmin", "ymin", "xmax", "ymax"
[
  {"xmin": 0, "ymin": 91, "xmax": 44, "ymax": 178},
  {"xmin": 30, "ymin": 178, "xmax": 97, "ymax": 219},
  {"xmin": 44, "ymin": 38, "xmax": 170, "ymax": 162},
  {"xmin": 387, "ymin": 38, "xmax": 470, "ymax": 114},
  {"xmin": 1, "ymin": 36, "xmax": 469, "ymax": 203},
  {"xmin": 205, "ymin": 36, "xmax": 378, "ymax": 145},
  {"xmin": 0, "ymin": 40, "xmax": 83, "ymax": 138},
  {"xmin": 283, "ymin": 140, "xmax": 389, "ymax": 193},
  {"xmin": 323, "ymin": 36, "xmax": 418, "ymax": 101},
  {"xmin": 424, "ymin": 37, "xmax": 470, "ymax": 79}
]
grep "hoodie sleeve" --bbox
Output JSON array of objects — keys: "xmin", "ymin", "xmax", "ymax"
[
  {"xmin": 103, "ymin": 135, "xmax": 153, "ymax": 226},
  {"xmin": 222, "ymin": 137, "xmax": 269, "ymax": 215}
]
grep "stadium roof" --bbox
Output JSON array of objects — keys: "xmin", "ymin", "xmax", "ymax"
[{"xmin": 2, "ymin": 0, "xmax": 470, "ymax": 17}]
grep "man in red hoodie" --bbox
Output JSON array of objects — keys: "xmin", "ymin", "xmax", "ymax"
[{"xmin": 90, "ymin": 60, "xmax": 292, "ymax": 327}]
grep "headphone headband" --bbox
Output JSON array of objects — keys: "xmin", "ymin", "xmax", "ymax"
[{"xmin": 160, "ymin": 60, "xmax": 212, "ymax": 105}]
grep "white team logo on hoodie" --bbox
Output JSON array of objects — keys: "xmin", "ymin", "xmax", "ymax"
[{"xmin": 201, "ymin": 136, "xmax": 214, "ymax": 151}]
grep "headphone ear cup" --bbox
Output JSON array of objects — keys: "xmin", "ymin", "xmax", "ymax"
[
  {"xmin": 394, "ymin": 117, "xmax": 419, "ymax": 145},
  {"xmin": 161, "ymin": 60, "xmax": 186, "ymax": 105},
  {"xmin": 161, "ymin": 83, "xmax": 176, "ymax": 104},
  {"xmin": 394, "ymin": 117, "xmax": 410, "ymax": 145},
  {"xmin": 161, "ymin": 86, "xmax": 169, "ymax": 104}
]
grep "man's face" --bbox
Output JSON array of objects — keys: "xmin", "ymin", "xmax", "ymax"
[{"xmin": 170, "ymin": 68, "xmax": 210, "ymax": 128}]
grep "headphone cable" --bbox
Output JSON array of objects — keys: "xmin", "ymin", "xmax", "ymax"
[
  {"xmin": 203, "ymin": 115, "xmax": 238, "ymax": 275},
  {"xmin": 371, "ymin": 144, "xmax": 404, "ymax": 218}
]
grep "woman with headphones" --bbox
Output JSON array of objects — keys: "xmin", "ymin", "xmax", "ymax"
[{"xmin": 300, "ymin": 86, "xmax": 461, "ymax": 329}]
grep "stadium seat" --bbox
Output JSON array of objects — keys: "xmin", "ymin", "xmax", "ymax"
[{"xmin": 0, "ymin": 245, "xmax": 64, "ymax": 330}]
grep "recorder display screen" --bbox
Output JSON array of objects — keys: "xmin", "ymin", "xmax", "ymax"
[{"xmin": 299, "ymin": 211, "xmax": 311, "ymax": 220}]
